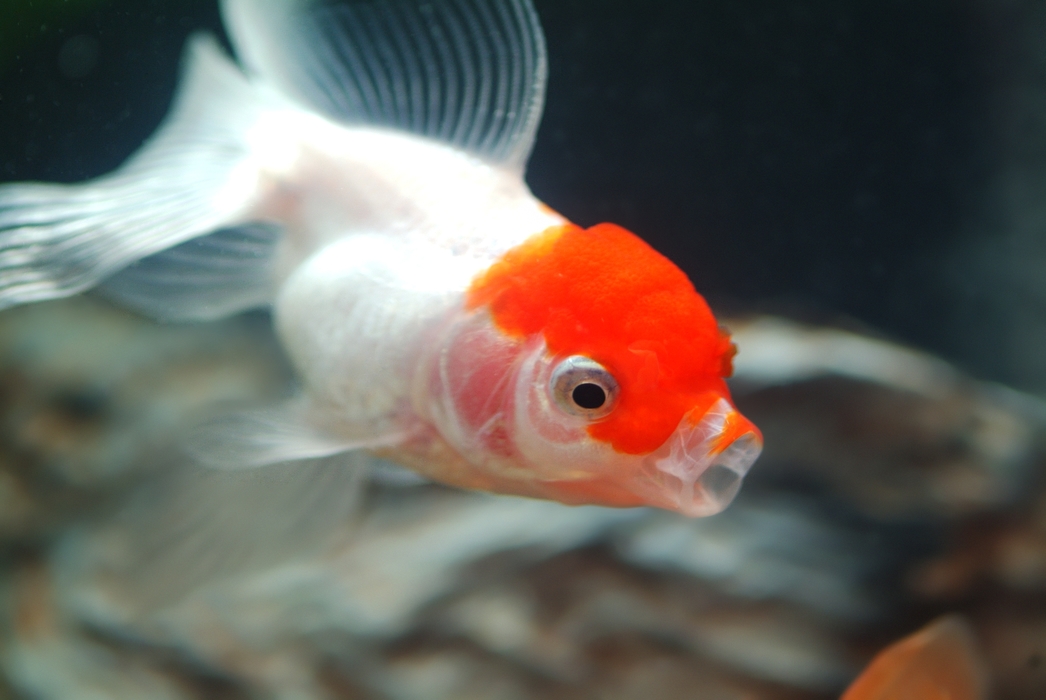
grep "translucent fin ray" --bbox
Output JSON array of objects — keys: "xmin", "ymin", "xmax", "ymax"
[
  {"xmin": 221, "ymin": 0, "xmax": 547, "ymax": 171},
  {"xmin": 187, "ymin": 398, "xmax": 409, "ymax": 469},
  {"xmin": 96, "ymin": 224, "xmax": 279, "ymax": 322},
  {"xmin": 0, "ymin": 35, "xmax": 279, "ymax": 312},
  {"xmin": 61, "ymin": 453, "xmax": 372, "ymax": 615}
]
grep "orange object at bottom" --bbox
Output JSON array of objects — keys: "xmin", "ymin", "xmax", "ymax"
[{"xmin": 841, "ymin": 616, "xmax": 989, "ymax": 700}]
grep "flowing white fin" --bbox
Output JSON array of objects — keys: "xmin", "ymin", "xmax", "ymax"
[
  {"xmin": 221, "ymin": 0, "xmax": 547, "ymax": 172},
  {"xmin": 96, "ymin": 224, "xmax": 279, "ymax": 322},
  {"xmin": 187, "ymin": 397, "xmax": 410, "ymax": 469},
  {"xmin": 61, "ymin": 453, "xmax": 373, "ymax": 615},
  {"xmin": 0, "ymin": 35, "xmax": 281, "ymax": 313}
]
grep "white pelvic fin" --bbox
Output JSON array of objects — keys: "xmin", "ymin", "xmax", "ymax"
[
  {"xmin": 61, "ymin": 453, "xmax": 372, "ymax": 615},
  {"xmin": 187, "ymin": 397, "xmax": 409, "ymax": 470},
  {"xmin": 221, "ymin": 0, "xmax": 547, "ymax": 172},
  {"xmin": 96, "ymin": 224, "xmax": 280, "ymax": 322},
  {"xmin": 0, "ymin": 34, "xmax": 283, "ymax": 313}
]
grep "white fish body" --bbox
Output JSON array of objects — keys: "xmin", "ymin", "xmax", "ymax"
[
  {"xmin": 228, "ymin": 96, "xmax": 566, "ymax": 454},
  {"xmin": 0, "ymin": 0, "xmax": 762, "ymax": 516}
]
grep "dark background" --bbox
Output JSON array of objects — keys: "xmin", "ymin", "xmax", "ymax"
[{"xmin": 0, "ymin": 0, "xmax": 1026, "ymax": 386}]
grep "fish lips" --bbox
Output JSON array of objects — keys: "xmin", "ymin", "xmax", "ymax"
[{"xmin": 637, "ymin": 398, "xmax": 763, "ymax": 516}]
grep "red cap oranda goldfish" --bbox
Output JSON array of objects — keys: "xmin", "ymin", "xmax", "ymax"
[
  {"xmin": 0, "ymin": 0, "xmax": 761, "ymax": 516},
  {"xmin": 840, "ymin": 616, "xmax": 990, "ymax": 700}
]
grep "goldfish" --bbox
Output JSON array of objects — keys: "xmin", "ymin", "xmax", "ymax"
[
  {"xmin": 840, "ymin": 615, "xmax": 990, "ymax": 700},
  {"xmin": 0, "ymin": 0, "xmax": 761, "ymax": 516}
]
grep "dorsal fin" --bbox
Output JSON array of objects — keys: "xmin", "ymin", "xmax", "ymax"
[{"xmin": 221, "ymin": 0, "xmax": 547, "ymax": 172}]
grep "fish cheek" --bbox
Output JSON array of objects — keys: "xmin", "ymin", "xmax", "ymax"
[
  {"xmin": 435, "ymin": 313, "xmax": 524, "ymax": 460},
  {"xmin": 505, "ymin": 343, "xmax": 608, "ymax": 481}
]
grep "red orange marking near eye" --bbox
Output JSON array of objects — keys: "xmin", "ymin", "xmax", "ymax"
[{"xmin": 467, "ymin": 222, "xmax": 737, "ymax": 454}]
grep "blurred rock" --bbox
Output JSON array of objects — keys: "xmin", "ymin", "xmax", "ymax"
[
  {"xmin": 730, "ymin": 317, "xmax": 1043, "ymax": 519},
  {"xmin": 2, "ymin": 301, "xmax": 1046, "ymax": 699},
  {"xmin": 0, "ymin": 297, "xmax": 291, "ymax": 543}
]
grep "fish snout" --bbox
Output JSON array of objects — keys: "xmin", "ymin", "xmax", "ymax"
[{"xmin": 641, "ymin": 399, "xmax": 762, "ymax": 516}]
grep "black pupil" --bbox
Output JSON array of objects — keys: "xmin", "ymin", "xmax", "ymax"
[{"xmin": 572, "ymin": 383, "xmax": 607, "ymax": 410}]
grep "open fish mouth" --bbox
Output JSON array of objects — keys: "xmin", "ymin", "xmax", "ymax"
[{"xmin": 640, "ymin": 398, "xmax": 763, "ymax": 516}]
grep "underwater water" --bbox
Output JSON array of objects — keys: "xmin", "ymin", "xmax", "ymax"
[{"xmin": 1, "ymin": 0, "xmax": 1046, "ymax": 698}]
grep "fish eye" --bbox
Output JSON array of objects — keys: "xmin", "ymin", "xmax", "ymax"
[
  {"xmin": 550, "ymin": 356, "xmax": 618, "ymax": 420},
  {"xmin": 572, "ymin": 382, "xmax": 606, "ymax": 409}
]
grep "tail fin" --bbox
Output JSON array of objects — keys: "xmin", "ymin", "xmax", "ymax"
[
  {"xmin": 0, "ymin": 34, "xmax": 282, "ymax": 317},
  {"xmin": 841, "ymin": 615, "xmax": 989, "ymax": 700}
]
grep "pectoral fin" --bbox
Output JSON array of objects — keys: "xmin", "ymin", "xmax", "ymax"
[{"xmin": 187, "ymin": 397, "xmax": 410, "ymax": 470}]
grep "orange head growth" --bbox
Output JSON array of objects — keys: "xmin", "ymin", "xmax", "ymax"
[{"xmin": 467, "ymin": 222, "xmax": 738, "ymax": 454}]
